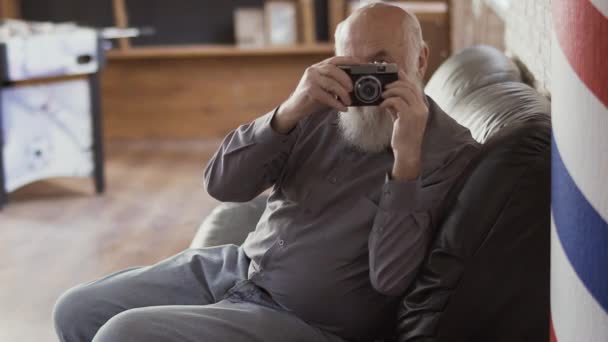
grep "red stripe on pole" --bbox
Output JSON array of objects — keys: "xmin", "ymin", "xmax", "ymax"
[
  {"xmin": 550, "ymin": 318, "xmax": 558, "ymax": 342},
  {"xmin": 553, "ymin": 0, "xmax": 608, "ymax": 108}
]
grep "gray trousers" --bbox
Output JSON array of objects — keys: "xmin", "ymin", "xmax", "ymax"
[{"xmin": 53, "ymin": 245, "xmax": 347, "ymax": 342}]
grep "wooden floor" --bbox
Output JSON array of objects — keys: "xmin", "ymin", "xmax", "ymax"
[{"xmin": 0, "ymin": 140, "xmax": 222, "ymax": 341}]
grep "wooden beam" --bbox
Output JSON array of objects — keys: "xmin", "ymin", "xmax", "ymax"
[
  {"xmin": 328, "ymin": 0, "xmax": 346, "ymax": 42},
  {"xmin": 112, "ymin": 0, "xmax": 131, "ymax": 50},
  {"xmin": 299, "ymin": 0, "xmax": 316, "ymax": 44},
  {"xmin": 0, "ymin": 0, "xmax": 20, "ymax": 19}
]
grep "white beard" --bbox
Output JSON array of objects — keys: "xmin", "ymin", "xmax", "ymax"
[{"xmin": 338, "ymin": 106, "xmax": 394, "ymax": 153}]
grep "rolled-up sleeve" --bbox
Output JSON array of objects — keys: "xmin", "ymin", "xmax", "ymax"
[
  {"xmin": 204, "ymin": 107, "xmax": 300, "ymax": 202},
  {"xmin": 368, "ymin": 143, "xmax": 480, "ymax": 296}
]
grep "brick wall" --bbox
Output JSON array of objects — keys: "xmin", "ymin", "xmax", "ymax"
[
  {"xmin": 450, "ymin": 0, "xmax": 553, "ymax": 94},
  {"xmin": 499, "ymin": 0, "xmax": 552, "ymax": 93}
]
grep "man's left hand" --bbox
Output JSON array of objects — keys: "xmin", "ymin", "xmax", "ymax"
[{"xmin": 379, "ymin": 70, "xmax": 429, "ymax": 181}]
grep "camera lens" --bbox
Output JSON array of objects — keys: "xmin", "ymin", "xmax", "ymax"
[{"xmin": 354, "ymin": 76, "xmax": 382, "ymax": 104}]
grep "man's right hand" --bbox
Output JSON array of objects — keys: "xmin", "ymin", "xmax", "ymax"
[{"xmin": 272, "ymin": 56, "xmax": 363, "ymax": 134}]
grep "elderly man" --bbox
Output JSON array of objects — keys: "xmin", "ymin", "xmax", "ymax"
[{"xmin": 53, "ymin": 3, "xmax": 479, "ymax": 342}]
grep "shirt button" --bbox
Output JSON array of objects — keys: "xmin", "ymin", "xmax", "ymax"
[
  {"xmin": 278, "ymin": 239, "xmax": 285, "ymax": 246},
  {"xmin": 329, "ymin": 176, "xmax": 338, "ymax": 184}
]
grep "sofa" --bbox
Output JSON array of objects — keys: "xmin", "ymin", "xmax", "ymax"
[{"xmin": 191, "ymin": 45, "xmax": 551, "ymax": 342}]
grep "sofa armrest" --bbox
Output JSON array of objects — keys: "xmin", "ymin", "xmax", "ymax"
[{"xmin": 191, "ymin": 195, "xmax": 268, "ymax": 248}]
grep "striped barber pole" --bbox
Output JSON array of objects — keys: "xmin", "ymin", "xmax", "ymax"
[{"xmin": 551, "ymin": 0, "xmax": 608, "ymax": 341}]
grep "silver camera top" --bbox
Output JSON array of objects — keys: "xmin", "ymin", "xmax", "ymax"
[{"xmin": 338, "ymin": 63, "xmax": 398, "ymax": 75}]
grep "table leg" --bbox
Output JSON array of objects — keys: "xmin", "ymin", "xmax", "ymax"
[{"xmin": 89, "ymin": 72, "xmax": 105, "ymax": 194}]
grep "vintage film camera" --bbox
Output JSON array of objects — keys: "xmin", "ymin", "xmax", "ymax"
[{"xmin": 338, "ymin": 63, "xmax": 398, "ymax": 106}]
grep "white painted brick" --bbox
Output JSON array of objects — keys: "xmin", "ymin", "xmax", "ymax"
[
  {"xmin": 536, "ymin": 3, "xmax": 544, "ymax": 24},
  {"xmin": 485, "ymin": 0, "xmax": 552, "ymax": 93}
]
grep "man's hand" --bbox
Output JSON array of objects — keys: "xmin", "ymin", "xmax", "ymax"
[
  {"xmin": 380, "ymin": 70, "xmax": 429, "ymax": 181},
  {"xmin": 272, "ymin": 56, "xmax": 362, "ymax": 134}
]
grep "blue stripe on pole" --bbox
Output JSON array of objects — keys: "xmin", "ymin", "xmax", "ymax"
[{"xmin": 552, "ymin": 134, "xmax": 608, "ymax": 313}]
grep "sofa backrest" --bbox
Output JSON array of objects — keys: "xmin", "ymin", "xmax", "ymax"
[
  {"xmin": 394, "ymin": 45, "xmax": 551, "ymax": 342},
  {"xmin": 425, "ymin": 45, "xmax": 522, "ymax": 115}
]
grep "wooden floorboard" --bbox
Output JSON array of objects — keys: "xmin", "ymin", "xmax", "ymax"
[{"xmin": 0, "ymin": 140, "xmax": 222, "ymax": 341}]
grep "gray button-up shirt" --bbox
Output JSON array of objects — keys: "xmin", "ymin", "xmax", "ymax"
[{"xmin": 204, "ymin": 97, "xmax": 480, "ymax": 341}]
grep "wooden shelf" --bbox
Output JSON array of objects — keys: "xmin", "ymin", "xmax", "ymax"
[{"xmin": 106, "ymin": 43, "xmax": 335, "ymax": 60}]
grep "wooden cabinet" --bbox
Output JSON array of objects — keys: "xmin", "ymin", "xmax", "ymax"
[{"xmin": 102, "ymin": 45, "xmax": 333, "ymax": 140}]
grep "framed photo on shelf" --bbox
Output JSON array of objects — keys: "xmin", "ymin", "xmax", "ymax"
[
  {"xmin": 234, "ymin": 7, "xmax": 266, "ymax": 47},
  {"xmin": 265, "ymin": 0, "xmax": 298, "ymax": 45}
]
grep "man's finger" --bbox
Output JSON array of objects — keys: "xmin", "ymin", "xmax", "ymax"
[
  {"xmin": 318, "ymin": 64, "xmax": 353, "ymax": 92},
  {"xmin": 385, "ymin": 80, "xmax": 423, "ymax": 104},
  {"xmin": 312, "ymin": 88, "xmax": 348, "ymax": 112},
  {"xmin": 386, "ymin": 78, "xmax": 420, "ymax": 94},
  {"xmin": 382, "ymin": 87, "xmax": 415, "ymax": 106},
  {"xmin": 385, "ymin": 80, "xmax": 408, "ymax": 89},
  {"xmin": 317, "ymin": 75, "xmax": 351, "ymax": 106},
  {"xmin": 324, "ymin": 55, "xmax": 364, "ymax": 66},
  {"xmin": 398, "ymin": 69, "xmax": 408, "ymax": 81},
  {"xmin": 379, "ymin": 97, "xmax": 406, "ymax": 115}
]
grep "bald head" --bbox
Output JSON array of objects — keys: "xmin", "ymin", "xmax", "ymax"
[
  {"xmin": 335, "ymin": 3, "xmax": 428, "ymax": 79},
  {"xmin": 335, "ymin": 3, "xmax": 430, "ymax": 153}
]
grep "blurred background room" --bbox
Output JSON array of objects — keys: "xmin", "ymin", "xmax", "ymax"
[{"xmin": 0, "ymin": 0, "xmax": 556, "ymax": 341}]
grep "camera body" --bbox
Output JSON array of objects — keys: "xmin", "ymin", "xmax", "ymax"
[{"xmin": 338, "ymin": 63, "xmax": 398, "ymax": 106}]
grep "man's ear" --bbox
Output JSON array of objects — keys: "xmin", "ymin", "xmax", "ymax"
[{"xmin": 417, "ymin": 43, "xmax": 430, "ymax": 80}]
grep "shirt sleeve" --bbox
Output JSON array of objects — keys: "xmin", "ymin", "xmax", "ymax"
[
  {"xmin": 368, "ymin": 143, "xmax": 480, "ymax": 296},
  {"xmin": 203, "ymin": 107, "xmax": 300, "ymax": 202}
]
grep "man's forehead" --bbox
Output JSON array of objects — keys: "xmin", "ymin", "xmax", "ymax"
[
  {"xmin": 340, "ymin": 7, "xmax": 407, "ymax": 45},
  {"xmin": 340, "ymin": 20, "xmax": 406, "ymax": 56},
  {"xmin": 343, "ymin": 24, "xmax": 404, "ymax": 43},
  {"xmin": 347, "ymin": 12, "xmax": 403, "ymax": 30},
  {"xmin": 351, "ymin": 3, "xmax": 409, "ymax": 21}
]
